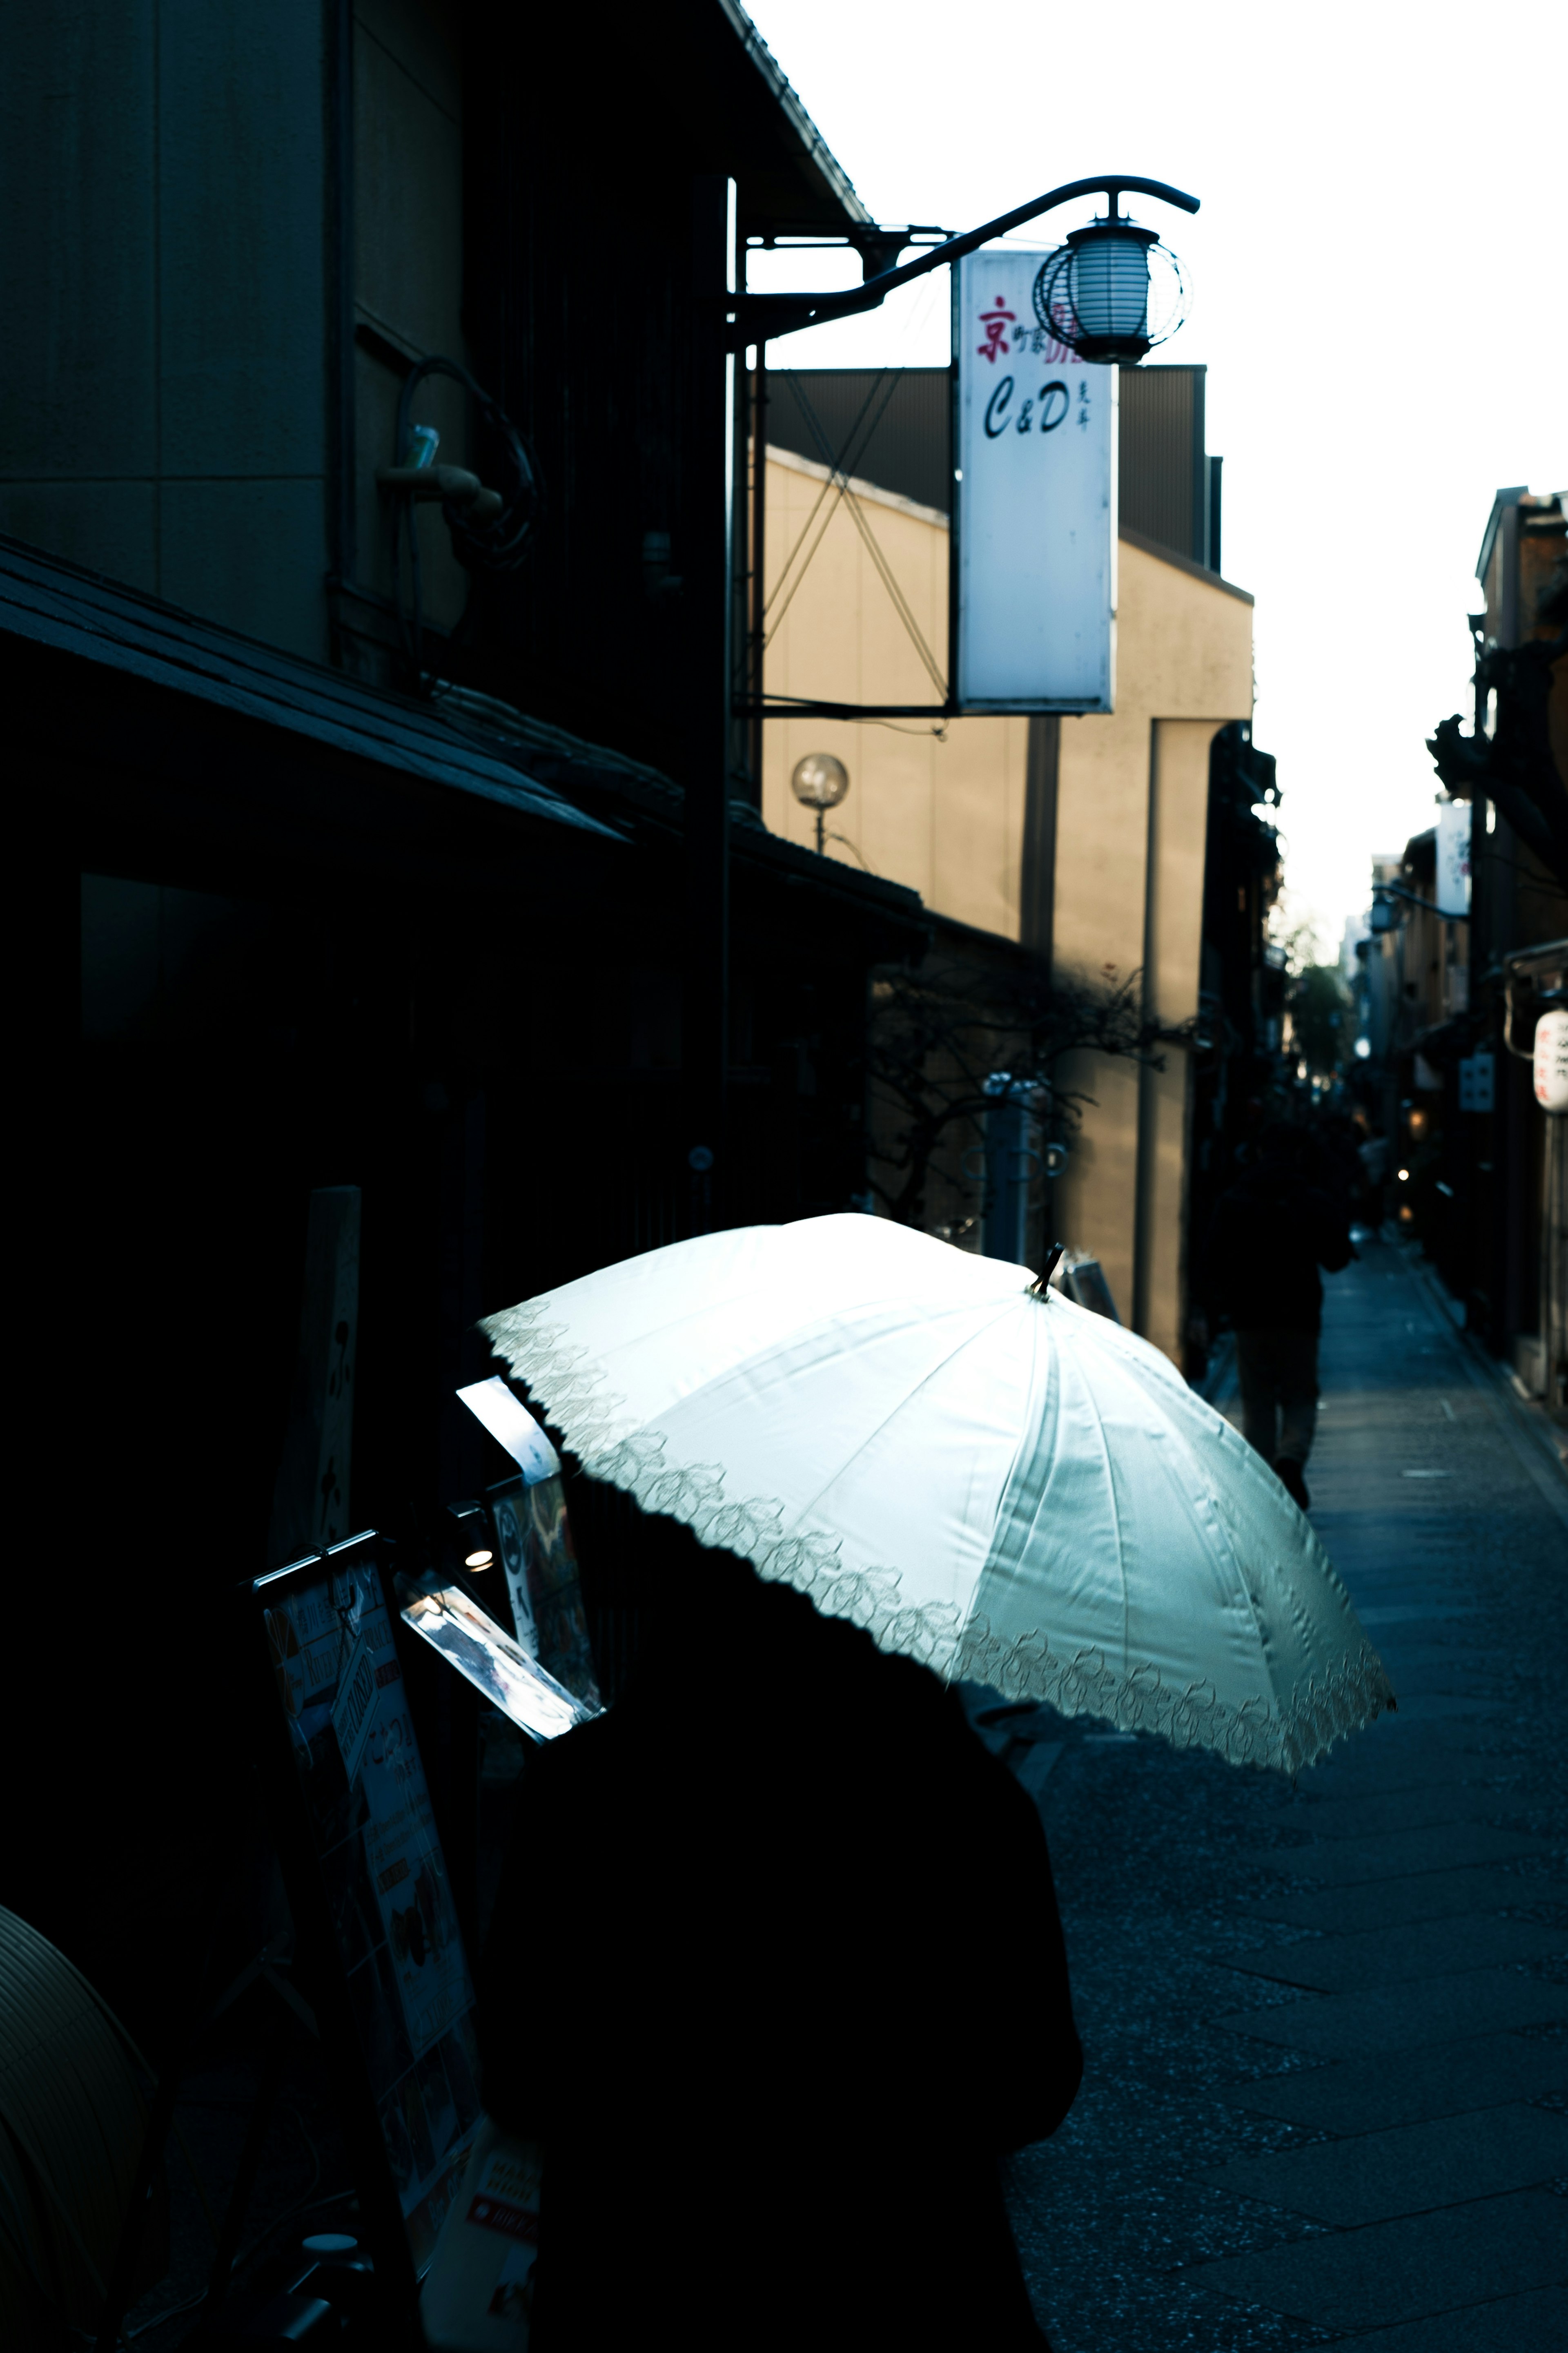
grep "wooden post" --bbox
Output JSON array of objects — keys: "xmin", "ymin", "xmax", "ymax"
[
  {"xmin": 268, "ymin": 1185, "xmax": 361, "ymax": 1564},
  {"xmin": 682, "ymin": 176, "xmax": 736, "ymax": 1233}
]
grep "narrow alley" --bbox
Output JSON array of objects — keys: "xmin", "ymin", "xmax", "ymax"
[{"xmin": 1003, "ymin": 1233, "xmax": 1568, "ymax": 2348}]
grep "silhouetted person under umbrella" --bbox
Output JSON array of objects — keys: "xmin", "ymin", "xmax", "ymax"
[
  {"xmin": 1194, "ymin": 1123, "xmax": 1354, "ymax": 1510},
  {"xmin": 480, "ymin": 1520, "xmax": 1082, "ymax": 2350}
]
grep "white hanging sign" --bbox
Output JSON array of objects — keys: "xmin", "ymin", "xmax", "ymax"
[
  {"xmin": 1535, "ymin": 1008, "xmax": 1568, "ymax": 1114},
  {"xmin": 1435, "ymin": 800, "xmax": 1472, "ymax": 918},
  {"xmin": 457, "ymin": 1376, "xmax": 561, "ymax": 1484},
  {"xmin": 953, "ymin": 250, "xmax": 1116, "ymax": 714}
]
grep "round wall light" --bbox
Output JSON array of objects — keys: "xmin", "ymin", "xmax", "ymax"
[{"xmin": 792, "ymin": 752, "xmax": 850, "ymax": 854}]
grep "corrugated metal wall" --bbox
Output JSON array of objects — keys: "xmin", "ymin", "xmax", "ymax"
[
  {"xmin": 1118, "ymin": 366, "xmax": 1208, "ymax": 565},
  {"xmin": 767, "ymin": 364, "xmax": 1216, "ymax": 571}
]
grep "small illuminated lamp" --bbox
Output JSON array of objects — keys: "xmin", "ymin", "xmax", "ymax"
[
  {"xmin": 445, "ymin": 1499, "xmax": 494, "ymax": 1572},
  {"xmin": 1397, "ymin": 1167, "xmax": 1410, "ymax": 1182},
  {"xmin": 1032, "ymin": 190, "xmax": 1187, "ymax": 365},
  {"xmin": 791, "ymin": 751, "xmax": 850, "ymax": 854}
]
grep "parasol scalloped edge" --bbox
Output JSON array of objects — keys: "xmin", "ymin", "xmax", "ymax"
[{"xmin": 480, "ymin": 1298, "xmax": 1397, "ymax": 1775}]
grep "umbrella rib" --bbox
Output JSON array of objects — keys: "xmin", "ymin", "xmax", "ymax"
[
  {"xmin": 1073, "ymin": 1333, "xmax": 1258, "ymax": 1680},
  {"xmin": 1076, "ymin": 1334, "xmax": 1283, "ymax": 1700},
  {"xmin": 1162, "ymin": 1407, "xmax": 1271, "ymax": 1648},
  {"xmin": 1066, "ymin": 1323, "xmax": 1132, "ymax": 1670}
]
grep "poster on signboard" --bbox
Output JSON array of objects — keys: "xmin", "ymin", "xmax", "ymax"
[
  {"xmin": 953, "ymin": 248, "xmax": 1116, "ymax": 714},
  {"xmin": 421, "ymin": 2115, "xmax": 543, "ymax": 2351},
  {"xmin": 262, "ymin": 1554, "xmax": 483, "ymax": 2274},
  {"xmin": 488, "ymin": 1476, "xmax": 601, "ymax": 1710}
]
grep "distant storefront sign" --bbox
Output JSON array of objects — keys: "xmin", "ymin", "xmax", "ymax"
[
  {"xmin": 953, "ymin": 251, "xmax": 1116, "ymax": 714},
  {"xmin": 1458, "ymin": 1051, "xmax": 1495, "ymax": 1113},
  {"xmin": 1435, "ymin": 801, "xmax": 1472, "ymax": 919},
  {"xmin": 1536, "ymin": 1009, "xmax": 1568, "ymax": 1114}
]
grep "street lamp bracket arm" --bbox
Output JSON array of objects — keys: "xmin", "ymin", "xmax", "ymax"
[
  {"xmin": 728, "ymin": 175, "xmax": 1200, "ymax": 349},
  {"xmin": 1373, "ymin": 881, "xmax": 1470, "ymax": 923}
]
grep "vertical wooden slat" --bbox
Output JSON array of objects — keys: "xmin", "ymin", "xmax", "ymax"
[{"xmin": 267, "ymin": 1184, "xmax": 361, "ymax": 1563}]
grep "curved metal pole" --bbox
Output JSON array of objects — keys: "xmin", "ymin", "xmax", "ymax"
[
  {"xmin": 1375, "ymin": 881, "xmax": 1470, "ymax": 923},
  {"xmin": 728, "ymin": 174, "xmax": 1200, "ymax": 347}
]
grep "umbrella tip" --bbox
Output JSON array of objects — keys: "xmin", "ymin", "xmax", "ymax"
[{"xmin": 1029, "ymin": 1242, "xmax": 1065, "ymax": 1298}]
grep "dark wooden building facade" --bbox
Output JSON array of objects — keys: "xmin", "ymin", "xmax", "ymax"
[
  {"xmin": 4, "ymin": 0, "xmax": 922, "ymax": 2049},
  {"xmin": 1374, "ymin": 488, "xmax": 1568, "ymax": 1407}
]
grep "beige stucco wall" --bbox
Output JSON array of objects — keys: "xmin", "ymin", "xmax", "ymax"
[
  {"xmin": 760, "ymin": 450, "xmax": 1030, "ymax": 939},
  {"xmin": 1053, "ymin": 561, "xmax": 1254, "ymax": 1351},
  {"xmin": 762, "ymin": 446, "xmax": 1254, "ymax": 1361}
]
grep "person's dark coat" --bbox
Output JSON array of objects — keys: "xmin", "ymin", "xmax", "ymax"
[
  {"xmin": 479, "ymin": 1556, "xmax": 1081, "ymax": 2351},
  {"xmin": 1198, "ymin": 1158, "xmax": 1353, "ymax": 1333}
]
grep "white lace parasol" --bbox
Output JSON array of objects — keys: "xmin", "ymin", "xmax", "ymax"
[{"xmin": 480, "ymin": 1216, "xmax": 1393, "ymax": 1773}]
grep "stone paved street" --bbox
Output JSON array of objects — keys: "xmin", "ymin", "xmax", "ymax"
[{"xmin": 1002, "ymin": 1233, "xmax": 1568, "ymax": 2348}]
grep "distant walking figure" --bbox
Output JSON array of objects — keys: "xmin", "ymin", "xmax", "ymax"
[
  {"xmin": 1196, "ymin": 1124, "xmax": 1354, "ymax": 1511},
  {"xmin": 481, "ymin": 1522, "xmax": 1082, "ymax": 2351}
]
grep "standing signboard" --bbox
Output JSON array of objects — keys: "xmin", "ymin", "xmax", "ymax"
[
  {"xmin": 247, "ymin": 1531, "xmax": 591, "ymax": 2347},
  {"xmin": 244, "ymin": 1534, "xmax": 487, "ymax": 2344},
  {"xmin": 952, "ymin": 249, "xmax": 1116, "ymax": 713}
]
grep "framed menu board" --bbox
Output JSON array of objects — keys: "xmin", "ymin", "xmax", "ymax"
[{"xmin": 241, "ymin": 1532, "xmax": 484, "ymax": 2340}]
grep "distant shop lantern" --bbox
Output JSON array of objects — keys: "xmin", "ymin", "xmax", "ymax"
[
  {"xmin": 792, "ymin": 752, "xmax": 850, "ymax": 855},
  {"xmin": 1536, "ymin": 1008, "xmax": 1568, "ymax": 1114},
  {"xmin": 1435, "ymin": 801, "xmax": 1472, "ymax": 919}
]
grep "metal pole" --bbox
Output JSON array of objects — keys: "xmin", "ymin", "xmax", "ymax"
[
  {"xmin": 682, "ymin": 176, "xmax": 736, "ymax": 1235},
  {"xmin": 749, "ymin": 344, "xmax": 768, "ymax": 803}
]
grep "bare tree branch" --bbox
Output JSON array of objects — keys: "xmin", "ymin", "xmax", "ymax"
[{"xmin": 866, "ymin": 951, "xmax": 1172, "ymax": 1231}]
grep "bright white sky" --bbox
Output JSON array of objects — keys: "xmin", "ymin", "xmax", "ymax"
[{"xmin": 744, "ymin": 0, "xmax": 1566, "ymax": 956}]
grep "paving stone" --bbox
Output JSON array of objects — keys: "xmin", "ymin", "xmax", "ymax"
[
  {"xmin": 1215, "ymin": 1965, "xmax": 1568, "ymax": 2058},
  {"xmin": 1302, "ymin": 1746, "xmax": 1527, "ymax": 1799},
  {"xmin": 1356, "ymin": 1597, "xmax": 1484, "ymax": 1616},
  {"xmin": 1310, "ymin": 1717, "xmax": 1517, "ymax": 1758},
  {"xmin": 1236, "ymin": 1865, "xmax": 1566, "ymax": 1936},
  {"xmin": 1371, "ymin": 1655, "xmax": 1513, "ymax": 1688},
  {"xmin": 1354, "ymin": 1600, "xmax": 1495, "ymax": 1619},
  {"xmin": 1184, "ymin": 2192, "xmax": 1568, "ymax": 2332},
  {"xmin": 1372, "ymin": 1634, "xmax": 1507, "ymax": 1657},
  {"xmin": 1242, "ymin": 1821, "xmax": 1551, "ymax": 1885},
  {"xmin": 1218, "ymin": 2030, "xmax": 1568, "ymax": 2131},
  {"xmin": 1200, "ymin": 2102, "xmax": 1568, "ymax": 2225},
  {"xmin": 1340, "ymin": 2282, "xmax": 1568, "ymax": 2350},
  {"xmin": 1227, "ymin": 1913, "xmax": 1568, "ymax": 1993},
  {"xmin": 1375, "ymin": 1687, "xmax": 1514, "ymax": 1714},
  {"xmin": 1285, "ymin": 1784, "xmax": 1528, "ymax": 1840},
  {"xmin": 1002, "ymin": 1240, "xmax": 1568, "ymax": 2350},
  {"xmin": 1384, "ymin": 1694, "xmax": 1508, "ymax": 1718}
]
